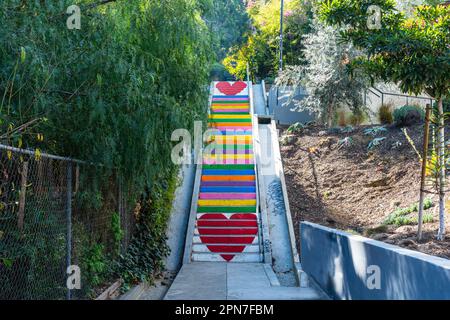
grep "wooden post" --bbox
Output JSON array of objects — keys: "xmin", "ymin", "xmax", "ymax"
[
  {"xmin": 18, "ymin": 161, "xmax": 28, "ymax": 231},
  {"xmin": 418, "ymin": 104, "xmax": 431, "ymax": 240}
]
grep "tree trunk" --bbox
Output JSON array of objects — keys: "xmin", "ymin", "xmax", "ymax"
[
  {"xmin": 326, "ymin": 98, "xmax": 335, "ymax": 127},
  {"xmin": 437, "ymin": 98, "xmax": 446, "ymax": 241},
  {"xmin": 418, "ymin": 104, "xmax": 431, "ymax": 241}
]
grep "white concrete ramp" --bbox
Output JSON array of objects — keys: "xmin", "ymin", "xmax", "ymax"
[{"xmin": 164, "ymin": 263, "xmax": 323, "ymax": 300}]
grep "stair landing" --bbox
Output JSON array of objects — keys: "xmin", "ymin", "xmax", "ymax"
[{"xmin": 164, "ymin": 262, "xmax": 324, "ymax": 300}]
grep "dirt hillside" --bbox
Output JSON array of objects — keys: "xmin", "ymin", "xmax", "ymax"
[{"xmin": 280, "ymin": 123, "xmax": 450, "ymax": 259}]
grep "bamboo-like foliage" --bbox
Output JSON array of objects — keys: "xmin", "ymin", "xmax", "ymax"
[{"xmin": 0, "ymin": 0, "xmax": 213, "ymax": 192}]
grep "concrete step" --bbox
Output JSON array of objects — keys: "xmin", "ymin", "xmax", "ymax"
[
  {"xmin": 192, "ymin": 253, "xmax": 263, "ymax": 263},
  {"xmin": 227, "ymin": 287, "xmax": 323, "ymax": 300},
  {"xmin": 192, "ymin": 244, "xmax": 260, "ymax": 253}
]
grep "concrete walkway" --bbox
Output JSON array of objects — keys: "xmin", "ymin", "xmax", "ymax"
[{"xmin": 164, "ymin": 262, "xmax": 324, "ymax": 300}]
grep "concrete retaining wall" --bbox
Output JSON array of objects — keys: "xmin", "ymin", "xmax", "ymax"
[
  {"xmin": 268, "ymin": 87, "xmax": 315, "ymax": 125},
  {"xmin": 300, "ymin": 222, "xmax": 450, "ymax": 300}
]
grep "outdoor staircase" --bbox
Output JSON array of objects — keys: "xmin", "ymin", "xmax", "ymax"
[
  {"xmin": 191, "ymin": 81, "xmax": 263, "ymax": 263},
  {"xmin": 163, "ymin": 81, "xmax": 326, "ymax": 300}
]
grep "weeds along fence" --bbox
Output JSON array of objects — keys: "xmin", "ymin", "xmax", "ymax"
[{"xmin": 0, "ymin": 144, "xmax": 135, "ymax": 300}]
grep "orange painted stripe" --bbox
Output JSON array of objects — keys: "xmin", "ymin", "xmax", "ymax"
[
  {"xmin": 209, "ymin": 123, "xmax": 252, "ymax": 127},
  {"xmin": 211, "ymin": 104, "xmax": 249, "ymax": 107},
  {"xmin": 201, "ymin": 175, "xmax": 255, "ymax": 182}
]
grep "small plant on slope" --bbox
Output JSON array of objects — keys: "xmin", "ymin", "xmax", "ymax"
[
  {"xmin": 286, "ymin": 122, "xmax": 304, "ymax": 134},
  {"xmin": 364, "ymin": 126, "xmax": 388, "ymax": 137},
  {"xmin": 368, "ymin": 137, "xmax": 386, "ymax": 150},
  {"xmin": 337, "ymin": 137, "xmax": 353, "ymax": 150}
]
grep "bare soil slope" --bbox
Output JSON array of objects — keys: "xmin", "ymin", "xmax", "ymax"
[{"xmin": 280, "ymin": 124, "xmax": 450, "ymax": 259}]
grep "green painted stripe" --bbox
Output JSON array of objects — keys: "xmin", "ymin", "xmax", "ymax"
[
  {"xmin": 208, "ymin": 119, "xmax": 252, "ymax": 123},
  {"xmin": 197, "ymin": 206, "xmax": 256, "ymax": 213},
  {"xmin": 210, "ymin": 112, "xmax": 250, "ymax": 115},
  {"xmin": 202, "ymin": 164, "xmax": 255, "ymax": 170}
]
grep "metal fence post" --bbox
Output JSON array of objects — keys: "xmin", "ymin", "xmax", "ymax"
[{"xmin": 66, "ymin": 162, "xmax": 72, "ymax": 300}]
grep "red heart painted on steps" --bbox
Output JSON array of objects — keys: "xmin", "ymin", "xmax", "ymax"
[
  {"xmin": 198, "ymin": 213, "xmax": 257, "ymax": 262},
  {"xmin": 216, "ymin": 81, "xmax": 247, "ymax": 96}
]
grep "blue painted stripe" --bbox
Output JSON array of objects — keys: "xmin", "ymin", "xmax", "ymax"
[
  {"xmin": 202, "ymin": 169, "xmax": 255, "ymax": 176},
  {"xmin": 212, "ymin": 95, "xmax": 249, "ymax": 99},
  {"xmin": 200, "ymin": 186, "xmax": 256, "ymax": 193}
]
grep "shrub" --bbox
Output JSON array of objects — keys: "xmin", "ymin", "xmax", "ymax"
[
  {"xmin": 286, "ymin": 122, "xmax": 304, "ymax": 134},
  {"xmin": 378, "ymin": 104, "xmax": 394, "ymax": 124},
  {"xmin": 364, "ymin": 126, "xmax": 387, "ymax": 136},
  {"xmin": 338, "ymin": 110, "xmax": 347, "ymax": 127},
  {"xmin": 383, "ymin": 198, "xmax": 433, "ymax": 226},
  {"xmin": 393, "ymin": 105, "xmax": 425, "ymax": 127},
  {"xmin": 349, "ymin": 109, "xmax": 367, "ymax": 126}
]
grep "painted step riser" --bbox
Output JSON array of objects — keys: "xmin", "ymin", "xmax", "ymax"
[
  {"xmin": 196, "ymin": 213, "xmax": 259, "ymax": 219},
  {"xmin": 193, "ymin": 236, "xmax": 259, "ymax": 244},
  {"xmin": 194, "ymin": 228, "xmax": 258, "ymax": 236}
]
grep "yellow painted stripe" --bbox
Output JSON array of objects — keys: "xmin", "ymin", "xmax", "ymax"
[
  {"xmin": 211, "ymin": 104, "xmax": 250, "ymax": 107},
  {"xmin": 211, "ymin": 105, "xmax": 250, "ymax": 109},
  {"xmin": 208, "ymin": 135, "xmax": 253, "ymax": 140},
  {"xmin": 209, "ymin": 115, "xmax": 251, "ymax": 119},
  {"xmin": 198, "ymin": 199, "xmax": 257, "ymax": 206},
  {"xmin": 203, "ymin": 154, "xmax": 253, "ymax": 160},
  {"xmin": 208, "ymin": 135, "xmax": 253, "ymax": 144}
]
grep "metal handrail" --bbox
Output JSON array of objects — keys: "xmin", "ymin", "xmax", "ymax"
[{"xmin": 0, "ymin": 143, "xmax": 86, "ymax": 164}]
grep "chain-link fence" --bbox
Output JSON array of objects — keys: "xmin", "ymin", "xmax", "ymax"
[{"xmin": 0, "ymin": 144, "xmax": 135, "ymax": 300}]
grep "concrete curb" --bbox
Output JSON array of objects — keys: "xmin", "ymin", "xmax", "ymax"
[
  {"xmin": 269, "ymin": 120, "xmax": 300, "ymax": 264},
  {"xmin": 253, "ymin": 117, "xmax": 273, "ymax": 264},
  {"xmin": 119, "ymin": 282, "xmax": 150, "ymax": 300},
  {"xmin": 263, "ymin": 263, "xmax": 281, "ymax": 287}
]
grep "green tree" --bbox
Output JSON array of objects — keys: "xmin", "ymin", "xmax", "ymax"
[
  {"xmin": 204, "ymin": 0, "xmax": 250, "ymax": 61},
  {"xmin": 0, "ymin": 0, "xmax": 214, "ymax": 291},
  {"xmin": 224, "ymin": 0, "xmax": 314, "ymax": 81},
  {"xmin": 276, "ymin": 15, "xmax": 368, "ymax": 127},
  {"xmin": 319, "ymin": 0, "xmax": 449, "ymax": 240}
]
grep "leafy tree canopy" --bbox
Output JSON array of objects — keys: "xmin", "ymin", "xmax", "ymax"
[
  {"xmin": 224, "ymin": 0, "xmax": 314, "ymax": 81},
  {"xmin": 318, "ymin": 0, "xmax": 449, "ymax": 99},
  {"xmin": 0, "ymin": 0, "xmax": 213, "ymax": 192}
]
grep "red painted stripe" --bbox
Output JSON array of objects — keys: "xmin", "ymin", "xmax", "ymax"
[
  {"xmin": 197, "ymin": 228, "xmax": 257, "ymax": 235},
  {"xmin": 205, "ymin": 245, "xmax": 247, "ymax": 253},
  {"xmin": 221, "ymin": 254, "xmax": 235, "ymax": 261},
  {"xmin": 199, "ymin": 213, "xmax": 257, "ymax": 220},
  {"xmin": 197, "ymin": 220, "xmax": 257, "ymax": 227},
  {"xmin": 199, "ymin": 236, "xmax": 256, "ymax": 244}
]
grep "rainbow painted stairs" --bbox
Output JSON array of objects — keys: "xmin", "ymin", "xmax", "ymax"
[
  {"xmin": 162, "ymin": 81, "xmax": 325, "ymax": 300},
  {"xmin": 191, "ymin": 81, "xmax": 262, "ymax": 263}
]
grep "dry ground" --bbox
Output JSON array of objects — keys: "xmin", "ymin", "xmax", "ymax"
[{"xmin": 280, "ymin": 123, "xmax": 450, "ymax": 259}]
